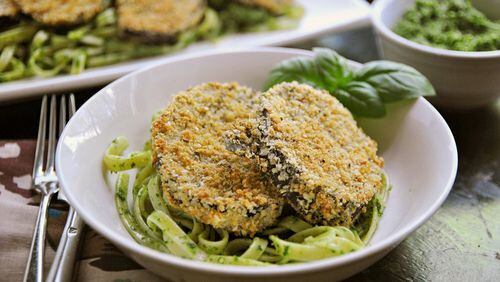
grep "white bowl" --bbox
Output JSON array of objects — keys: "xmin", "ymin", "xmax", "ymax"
[
  {"xmin": 55, "ymin": 47, "xmax": 458, "ymax": 282},
  {"xmin": 372, "ymin": 0, "xmax": 500, "ymax": 109}
]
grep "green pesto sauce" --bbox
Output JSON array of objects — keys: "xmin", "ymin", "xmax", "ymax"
[{"xmin": 394, "ymin": 0, "xmax": 500, "ymax": 51}]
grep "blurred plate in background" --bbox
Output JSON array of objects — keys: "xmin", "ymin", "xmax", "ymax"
[{"xmin": 0, "ymin": 0, "xmax": 370, "ymax": 103}]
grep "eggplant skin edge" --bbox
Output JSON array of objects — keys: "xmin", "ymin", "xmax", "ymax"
[{"xmin": 224, "ymin": 82, "xmax": 385, "ymax": 228}]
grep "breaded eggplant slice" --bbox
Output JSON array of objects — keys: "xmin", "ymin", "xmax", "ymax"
[
  {"xmin": 152, "ymin": 82, "xmax": 284, "ymax": 236},
  {"xmin": 117, "ymin": 0, "xmax": 206, "ymax": 42},
  {"xmin": 225, "ymin": 82, "xmax": 384, "ymax": 227},
  {"xmin": 0, "ymin": 0, "xmax": 19, "ymax": 18},
  {"xmin": 16, "ymin": 0, "xmax": 104, "ymax": 26},
  {"xmin": 237, "ymin": 0, "xmax": 292, "ymax": 15}
]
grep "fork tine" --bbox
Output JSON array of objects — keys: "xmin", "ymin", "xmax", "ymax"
[
  {"xmin": 32, "ymin": 96, "xmax": 47, "ymax": 183},
  {"xmin": 69, "ymin": 94, "xmax": 76, "ymax": 117},
  {"xmin": 59, "ymin": 95, "xmax": 66, "ymax": 136},
  {"xmin": 45, "ymin": 95, "xmax": 57, "ymax": 175}
]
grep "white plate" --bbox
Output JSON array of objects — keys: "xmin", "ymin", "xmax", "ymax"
[
  {"xmin": 56, "ymin": 47, "xmax": 458, "ymax": 282},
  {"xmin": 0, "ymin": 0, "xmax": 370, "ymax": 102}
]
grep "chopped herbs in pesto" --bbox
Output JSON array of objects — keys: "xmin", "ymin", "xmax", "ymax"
[{"xmin": 394, "ymin": 0, "xmax": 500, "ymax": 51}]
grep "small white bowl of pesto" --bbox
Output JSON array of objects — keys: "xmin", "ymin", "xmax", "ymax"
[{"xmin": 372, "ymin": 0, "xmax": 500, "ymax": 109}]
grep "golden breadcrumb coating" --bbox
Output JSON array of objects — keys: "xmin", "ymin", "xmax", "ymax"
[
  {"xmin": 225, "ymin": 82, "xmax": 384, "ymax": 227},
  {"xmin": 17, "ymin": 0, "xmax": 104, "ymax": 26},
  {"xmin": 0, "ymin": 0, "xmax": 19, "ymax": 18},
  {"xmin": 152, "ymin": 82, "xmax": 284, "ymax": 236},
  {"xmin": 117, "ymin": 0, "xmax": 205, "ymax": 38}
]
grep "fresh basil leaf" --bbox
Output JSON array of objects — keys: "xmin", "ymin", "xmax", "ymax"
[
  {"xmin": 263, "ymin": 56, "xmax": 324, "ymax": 90},
  {"xmin": 264, "ymin": 47, "xmax": 436, "ymax": 119},
  {"xmin": 335, "ymin": 81, "xmax": 386, "ymax": 118},
  {"xmin": 313, "ymin": 47, "xmax": 353, "ymax": 90},
  {"xmin": 355, "ymin": 61, "xmax": 435, "ymax": 103}
]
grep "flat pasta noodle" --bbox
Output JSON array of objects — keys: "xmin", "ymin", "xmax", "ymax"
[
  {"xmin": 0, "ymin": 3, "xmax": 302, "ymax": 82},
  {"xmin": 240, "ymin": 237, "xmax": 268, "ymax": 260},
  {"xmin": 198, "ymin": 229, "xmax": 229, "ymax": 255},
  {"xmin": 103, "ymin": 136, "xmax": 389, "ymax": 265},
  {"xmin": 133, "ymin": 186, "xmax": 162, "ymax": 240},
  {"xmin": 147, "ymin": 210, "xmax": 207, "ymax": 260},
  {"xmin": 103, "ymin": 136, "xmax": 151, "ymax": 171},
  {"xmin": 133, "ymin": 162, "xmax": 154, "ymax": 195},
  {"xmin": 147, "ymin": 175, "xmax": 170, "ymax": 215},
  {"xmin": 114, "ymin": 173, "xmax": 170, "ymax": 252}
]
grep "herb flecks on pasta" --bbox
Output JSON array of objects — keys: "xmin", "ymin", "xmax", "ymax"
[
  {"xmin": 0, "ymin": 1, "xmax": 302, "ymax": 82},
  {"xmin": 103, "ymin": 136, "xmax": 387, "ymax": 266}
]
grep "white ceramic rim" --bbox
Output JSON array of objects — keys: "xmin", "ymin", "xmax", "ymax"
[
  {"xmin": 371, "ymin": 0, "xmax": 500, "ymax": 59},
  {"xmin": 55, "ymin": 47, "xmax": 458, "ymax": 276}
]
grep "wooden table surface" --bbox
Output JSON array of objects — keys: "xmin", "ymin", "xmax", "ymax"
[
  {"xmin": 353, "ymin": 103, "xmax": 500, "ymax": 281},
  {"xmin": 1, "ymin": 28, "xmax": 498, "ymax": 281},
  {"xmin": 317, "ymin": 29, "xmax": 500, "ymax": 281}
]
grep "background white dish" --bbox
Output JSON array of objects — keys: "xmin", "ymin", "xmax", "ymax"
[
  {"xmin": 0, "ymin": 0, "xmax": 370, "ymax": 103},
  {"xmin": 56, "ymin": 47, "xmax": 458, "ymax": 282}
]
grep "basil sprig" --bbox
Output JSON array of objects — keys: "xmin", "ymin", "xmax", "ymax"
[{"xmin": 264, "ymin": 48, "xmax": 435, "ymax": 118}]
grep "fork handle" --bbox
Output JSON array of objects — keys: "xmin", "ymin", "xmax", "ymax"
[
  {"xmin": 24, "ymin": 193, "xmax": 53, "ymax": 282},
  {"xmin": 47, "ymin": 207, "xmax": 84, "ymax": 282}
]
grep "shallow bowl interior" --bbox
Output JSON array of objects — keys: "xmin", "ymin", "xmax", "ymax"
[{"xmin": 56, "ymin": 47, "xmax": 457, "ymax": 281}]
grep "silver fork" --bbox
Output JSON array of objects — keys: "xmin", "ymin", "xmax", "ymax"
[
  {"xmin": 24, "ymin": 95, "xmax": 64, "ymax": 282},
  {"xmin": 46, "ymin": 94, "xmax": 85, "ymax": 282}
]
